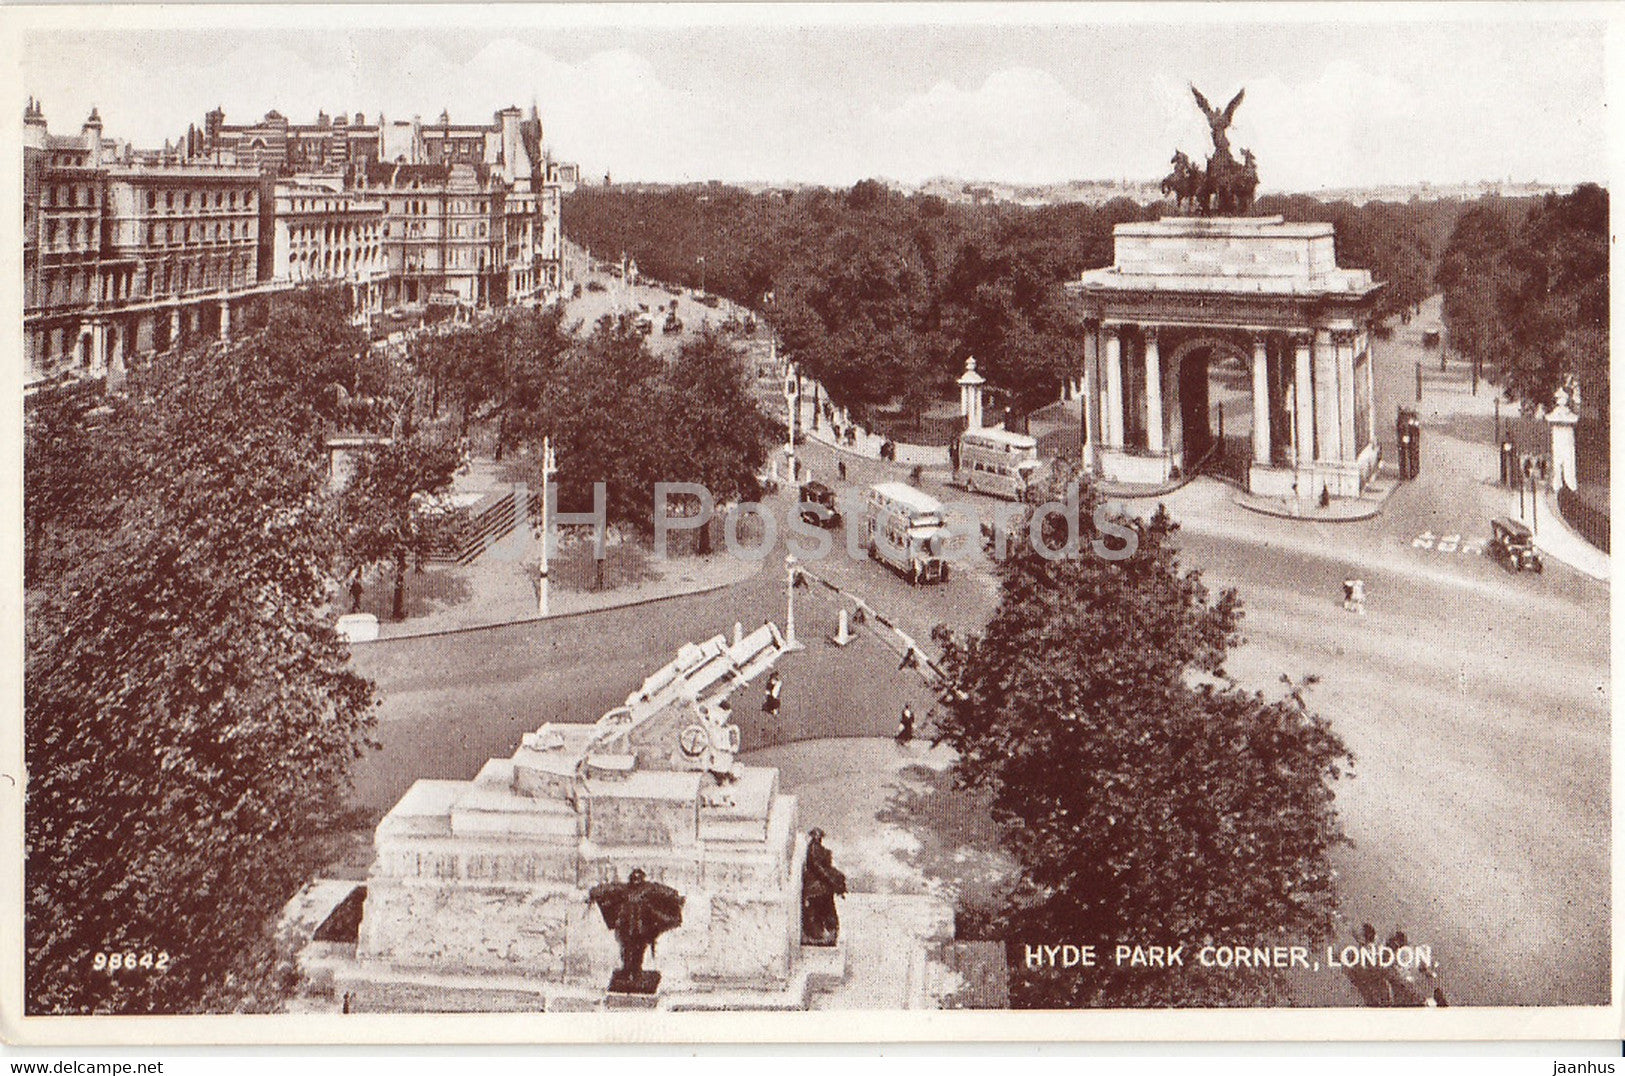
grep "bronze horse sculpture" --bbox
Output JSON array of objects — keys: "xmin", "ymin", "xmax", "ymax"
[
  {"xmin": 1165, "ymin": 85, "xmax": 1260, "ymax": 216},
  {"xmin": 1160, "ymin": 151, "xmax": 1204, "ymax": 213}
]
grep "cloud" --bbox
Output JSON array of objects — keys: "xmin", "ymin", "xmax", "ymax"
[
  {"xmin": 21, "ymin": 23, "xmax": 1606, "ymax": 188},
  {"xmin": 868, "ymin": 67, "xmax": 1100, "ymax": 183}
]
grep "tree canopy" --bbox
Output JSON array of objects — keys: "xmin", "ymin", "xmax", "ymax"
[
  {"xmin": 933, "ymin": 491, "xmax": 1353, "ymax": 1006},
  {"xmin": 1438, "ymin": 184, "xmax": 1608, "ymax": 425},
  {"xmin": 566, "ymin": 182, "xmax": 1465, "ymax": 419},
  {"xmin": 25, "ymin": 292, "xmax": 379, "ymax": 1013}
]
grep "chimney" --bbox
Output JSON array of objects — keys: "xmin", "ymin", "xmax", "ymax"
[
  {"xmin": 23, "ymin": 96, "xmax": 47, "ymax": 150},
  {"xmin": 83, "ymin": 107, "xmax": 103, "ymax": 168},
  {"xmin": 498, "ymin": 105, "xmax": 523, "ymax": 182}
]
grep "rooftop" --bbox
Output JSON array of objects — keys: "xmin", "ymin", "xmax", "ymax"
[{"xmin": 1068, "ymin": 214, "xmax": 1380, "ymax": 301}]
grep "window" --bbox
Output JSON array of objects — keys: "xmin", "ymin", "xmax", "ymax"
[
  {"xmin": 166, "ymin": 191, "xmax": 174, "ymax": 209},
  {"xmin": 182, "ymin": 191, "xmax": 191, "ymax": 209}
]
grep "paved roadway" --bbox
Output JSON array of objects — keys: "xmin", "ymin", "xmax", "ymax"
[{"xmin": 349, "ymin": 298, "xmax": 1608, "ymax": 1007}]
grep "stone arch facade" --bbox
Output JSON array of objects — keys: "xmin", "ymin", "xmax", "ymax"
[{"xmin": 1064, "ymin": 216, "xmax": 1382, "ymax": 500}]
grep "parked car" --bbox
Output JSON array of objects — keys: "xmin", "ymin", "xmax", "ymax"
[
  {"xmin": 797, "ymin": 481, "xmax": 842, "ymax": 529},
  {"xmin": 1488, "ymin": 516, "xmax": 1543, "ymax": 573}
]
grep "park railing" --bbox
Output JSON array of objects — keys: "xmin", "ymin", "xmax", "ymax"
[
  {"xmin": 1557, "ymin": 486, "xmax": 1610, "ymax": 554},
  {"xmin": 424, "ymin": 487, "xmax": 520, "ymax": 565}
]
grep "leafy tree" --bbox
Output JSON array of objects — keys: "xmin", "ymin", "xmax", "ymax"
[
  {"xmin": 1497, "ymin": 185, "xmax": 1609, "ymax": 418},
  {"xmin": 489, "ymin": 304, "xmax": 572, "ymax": 461},
  {"xmin": 25, "ymin": 312, "xmax": 377, "ymax": 1014},
  {"xmin": 934, "ymin": 491, "xmax": 1353, "ymax": 1007},
  {"xmin": 655, "ymin": 329, "xmax": 777, "ymax": 550},
  {"xmin": 1437, "ymin": 186, "xmax": 1608, "ymax": 434},
  {"xmin": 539, "ymin": 314, "xmax": 668, "ymax": 530},
  {"xmin": 566, "ymin": 182, "xmax": 1467, "ymax": 425},
  {"xmin": 337, "ymin": 433, "xmax": 466, "ymax": 621}
]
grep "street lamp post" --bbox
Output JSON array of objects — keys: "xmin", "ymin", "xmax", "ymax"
[
  {"xmin": 784, "ymin": 554, "xmax": 804, "ymax": 651},
  {"xmin": 782, "ymin": 348, "xmax": 799, "ymax": 485},
  {"xmin": 697, "ymin": 255, "xmax": 706, "ymax": 295},
  {"xmin": 537, "ymin": 436, "xmax": 558, "ymax": 616}
]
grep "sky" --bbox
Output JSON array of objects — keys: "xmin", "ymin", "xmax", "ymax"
[{"xmin": 17, "ymin": 6, "xmax": 1611, "ymax": 191}]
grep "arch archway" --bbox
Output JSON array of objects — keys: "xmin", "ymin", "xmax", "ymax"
[{"xmin": 1166, "ymin": 333, "xmax": 1253, "ymax": 479}]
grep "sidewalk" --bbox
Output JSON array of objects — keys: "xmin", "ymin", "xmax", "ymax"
[
  {"xmin": 795, "ymin": 391, "xmax": 952, "ymax": 468},
  {"xmin": 1523, "ymin": 485, "xmax": 1610, "ymax": 582},
  {"xmin": 1233, "ymin": 472, "xmax": 1399, "ymax": 522},
  {"xmin": 354, "ymin": 531, "xmax": 764, "ymax": 642}
]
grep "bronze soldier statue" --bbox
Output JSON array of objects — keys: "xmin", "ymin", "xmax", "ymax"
[
  {"xmin": 588, "ymin": 867, "xmax": 685, "ymax": 994},
  {"xmin": 800, "ymin": 828, "xmax": 847, "ymax": 946}
]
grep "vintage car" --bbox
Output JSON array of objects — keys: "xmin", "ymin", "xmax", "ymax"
[
  {"xmin": 797, "ymin": 481, "xmax": 842, "ymax": 529},
  {"xmin": 1488, "ymin": 516, "xmax": 1543, "ymax": 573}
]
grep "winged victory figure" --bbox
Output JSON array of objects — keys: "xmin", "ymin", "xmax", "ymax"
[{"xmin": 1191, "ymin": 84, "xmax": 1245, "ymax": 158}]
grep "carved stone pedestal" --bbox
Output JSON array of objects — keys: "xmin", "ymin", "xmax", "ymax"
[{"xmin": 608, "ymin": 969, "xmax": 662, "ymax": 996}]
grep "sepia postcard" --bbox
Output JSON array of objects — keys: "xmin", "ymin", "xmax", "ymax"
[{"xmin": 2, "ymin": 1, "xmax": 1618, "ymax": 1047}]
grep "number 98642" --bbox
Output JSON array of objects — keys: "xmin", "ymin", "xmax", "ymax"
[{"xmin": 91, "ymin": 951, "xmax": 170, "ymax": 972}]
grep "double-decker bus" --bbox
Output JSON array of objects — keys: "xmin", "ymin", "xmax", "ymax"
[
  {"xmin": 864, "ymin": 482, "xmax": 951, "ymax": 585},
  {"xmin": 953, "ymin": 427, "xmax": 1042, "ymax": 501}
]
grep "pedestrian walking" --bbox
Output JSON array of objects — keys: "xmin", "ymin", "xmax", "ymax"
[
  {"xmin": 762, "ymin": 671, "xmax": 782, "ymax": 718},
  {"xmin": 837, "ymin": 460, "xmax": 847, "ymax": 482},
  {"xmin": 895, "ymin": 704, "xmax": 915, "ymax": 747},
  {"xmin": 1343, "ymin": 578, "xmax": 1366, "ymax": 615}
]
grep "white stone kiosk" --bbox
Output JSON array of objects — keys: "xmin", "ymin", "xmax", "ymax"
[
  {"xmin": 327, "ymin": 623, "xmax": 844, "ymax": 1012},
  {"xmin": 1065, "ymin": 216, "xmax": 1383, "ymax": 500}
]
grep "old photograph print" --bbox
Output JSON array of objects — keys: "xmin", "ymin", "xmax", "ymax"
[{"xmin": 8, "ymin": 4, "xmax": 1614, "ymax": 1041}]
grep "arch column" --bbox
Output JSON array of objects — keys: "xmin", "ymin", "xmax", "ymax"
[
  {"xmin": 1335, "ymin": 331, "xmax": 1356, "ymax": 461},
  {"xmin": 1313, "ymin": 328, "xmax": 1342, "ymax": 463},
  {"xmin": 1103, "ymin": 324, "xmax": 1125, "ymax": 448},
  {"xmin": 1292, "ymin": 333, "xmax": 1314, "ymax": 466},
  {"xmin": 1251, "ymin": 334, "xmax": 1271, "ymax": 465},
  {"xmin": 1364, "ymin": 332, "xmax": 1377, "ymax": 452},
  {"xmin": 219, "ymin": 299, "xmax": 232, "ymax": 344},
  {"xmin": 1144, "ymin": 327, "xmax": 1164, "ymax": 454},
  {"xmin": 1082, "ymin": 322, "xmax": 1101, "ymax": 463}
]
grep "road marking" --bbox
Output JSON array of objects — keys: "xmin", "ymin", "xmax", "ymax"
[{"xmin": 1411, "ymin": 532, "xmax": 1482, "ymax": 556}]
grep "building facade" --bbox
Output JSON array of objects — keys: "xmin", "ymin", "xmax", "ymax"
[
  {"xmin": 22, "ymin": 99, "xmax": 575, "ymax": 387},
  {"xmin": 273, "ymin": 179, "xmax": 387, "ymax": 319},
  {"xmin": 24, "ymin": 100, "xmax": 277, "ymax": 384},
  {"xmin": 199, "ymin": 104, "xmax": 570, "ymax": 308}
]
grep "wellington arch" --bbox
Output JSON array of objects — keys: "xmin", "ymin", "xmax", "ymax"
[{"xmin": 1063, "ymin": 215, "xmax": 1383, "ymax": 502}]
